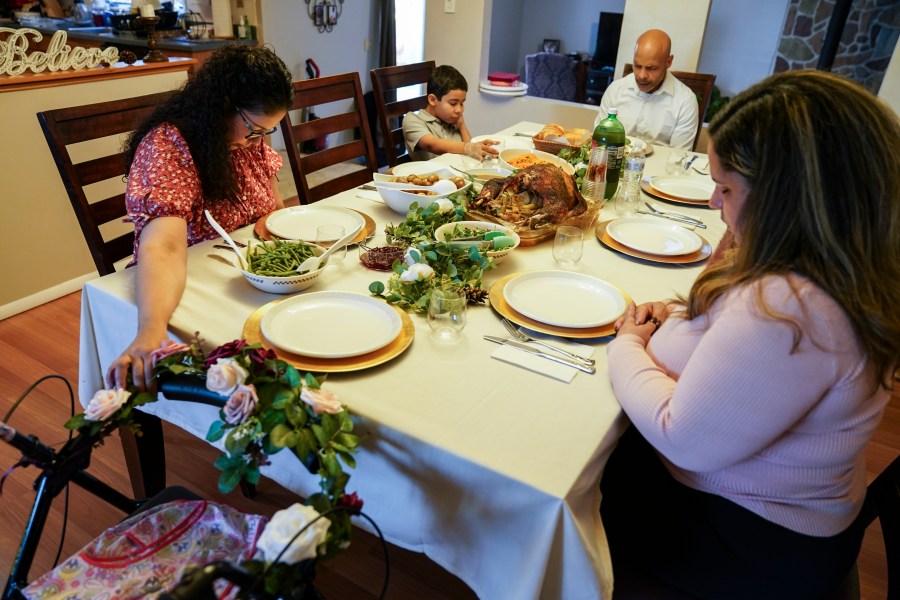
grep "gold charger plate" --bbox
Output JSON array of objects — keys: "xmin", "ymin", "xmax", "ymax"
[
  {"xmin": 254, "ymin": 209, "xmax": 376, "ymax": 244},
  {"xmin": 243, "ymin": 298, "xmax": 415, "ymax": 373},
  {"xmin": 640, "ymin": 179, "xmax": 711, "ymax": 207},
  {"xmin": 488, "ymin": 272, "xmax": 630, "ymax": 339},
  {"xmin": 595, "ymin": 220, "xmax": 712, "ymax": 264}
]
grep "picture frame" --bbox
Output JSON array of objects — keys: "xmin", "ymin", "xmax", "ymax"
[
  {"xmin": 326, "ymin": 3, "xmax": 337, "ymax": 25},
  {"xmin": 542, "ymin": 39, "xmax": 560, "ymax": 53},
  {"xmin": 314, "ymin": 3, "xmax": 324, "ymax": 27}
]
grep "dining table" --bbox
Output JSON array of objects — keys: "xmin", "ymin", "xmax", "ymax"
[{"xmin": 77, "ymin": 122, "xmax": 725, "ymax": 600}]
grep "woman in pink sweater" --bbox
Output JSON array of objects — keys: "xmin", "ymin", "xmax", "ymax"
[{"xmin": 601, "ymin": 70, "xmax": 899, "ymax": 599}]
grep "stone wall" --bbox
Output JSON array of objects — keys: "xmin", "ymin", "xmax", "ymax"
[{"xmin": 775, "ymin": 0, "xmax": 899, "ymax": 94}]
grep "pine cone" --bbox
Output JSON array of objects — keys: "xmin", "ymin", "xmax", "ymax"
[
  {"xmin": 120, "ymin": 50, "xmax": 138, "ymax": 65},
  {"xmin": 462, "ymin": 285, "xmax": 489, "ymax": 305}
]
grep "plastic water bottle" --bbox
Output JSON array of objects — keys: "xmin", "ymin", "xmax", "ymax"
[
  {"xmin": 616, "ymin": 144, "xmax": 645, "ymax": 216},
  {"xmin": 592, "ymin": 108, "xmax": 626, "ymax": 201},
  {"xmin": 622, "ymin": 143, "xmax": 646, "ymax": 194}
]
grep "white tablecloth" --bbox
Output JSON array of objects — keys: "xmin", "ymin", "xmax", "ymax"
[{"xmin": 78, "ymin": 122, "xmax": 725, "ymax": 600}]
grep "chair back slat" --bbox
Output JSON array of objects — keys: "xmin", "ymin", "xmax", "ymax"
[
  {"xmin": 370, "ymin": 61, "xmax": 435, "ymax": 167},
  {"xmin": 622, "ymin": 64, "xmax": 716, "ymax": 152},
  {"xmin": 38, "ymin": 91, "xmax": 175, "ymax": 275},
  {"xmin": 279, "ymin": 72, "xmax": 378, "ymax": 205}
]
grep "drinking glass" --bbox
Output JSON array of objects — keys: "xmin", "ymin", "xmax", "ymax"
[
  {"xmin": 665, "ymin": 151, "xmax": 689, "ymax": 176},
  {"xmin": 581, "ymin": 145, "xmax": 608, "ymax": 202},
  {"xmin": 427, "ymin": 288, "xmax": 467, "ymax": 341},
  {"xmin": 316, "ymin": 224, "xmax": 346, "ymax": 265},
  {"xmin": 553, "ymin": 226, "xmax": 583, "ymax": 267}
]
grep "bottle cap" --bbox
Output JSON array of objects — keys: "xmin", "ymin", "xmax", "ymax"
[{"xmin": 608, "ymin": 108, "xmax": 619, "ymax": 115}]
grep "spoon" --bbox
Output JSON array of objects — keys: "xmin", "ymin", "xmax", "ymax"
[
  {"xmin": 374, "ymin": 179, "xmax": 457, "ymax": 195},
  {"xmin": 204, "ymin": 210, "xmax": 247, "ymax": 269},
  {"xmin": 296, "ymin": 222, "xmax": 364, "ymax": 274}
]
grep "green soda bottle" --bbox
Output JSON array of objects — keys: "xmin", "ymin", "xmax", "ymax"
[{"xmin": 592, "ymin": 108, "xmax": 626, "ymax": 201}]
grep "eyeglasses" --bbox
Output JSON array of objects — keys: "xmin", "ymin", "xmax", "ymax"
[{"xmin": 237, "ymin": 108, "xmax": 278, "ymax": 140}]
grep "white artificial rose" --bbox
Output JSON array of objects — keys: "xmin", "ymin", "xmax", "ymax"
[
  {"xmin": 84, "ymin": 388, "xmax": 131, "ymax": 421},
  {"xmin": 256, "ymin": 503, "xmax": 331, "ymax": 565},
  {"xmin": 205, "ymin": 357, "xmax": 249, "ymax": 397},
  {"xmin": 399, "ymin": 263, "xmax": 435, "ymax": 283},
  {"xmin": 300, "ymin": 385, "xmax": 342, "ymax": 415},
  {"xmin": 434, "ymin": 198, "xmax": 454, "ymax": 213}
]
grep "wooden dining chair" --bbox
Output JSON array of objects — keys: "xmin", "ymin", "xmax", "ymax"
[
  {"xmin": 37, "ymin": 91, "xmax": 175, "ymax": 276},
  {"xmin": 623, "ymin": 64, "xmax": 716, "ymax": 152},
  {"xmin": 369, "ymin": 60, "xmax": 435, "ymax": 168},
  {"xmin": 279, "ymin": 72, "xmax": 378, "ymax": 204}
]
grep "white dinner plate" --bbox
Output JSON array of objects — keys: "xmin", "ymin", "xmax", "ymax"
[
  {"xmin": 265, "ymin": 206, "xmax": 365, "ymax": 242},
  {"xmin": 471, "ymin": 134, "xmax": 533, "ymax": 151},
  {"xmin": 606, "ymin": 217, "xmax": 703, "ymax": 256},
  {"xmin": 502, "ymin": 271, "xmax": 627, "ymax": 328},
  {"xmin": 649, "ymin": 176, "xmax": 715, "ymax": 201},
  {"xmin": 261, "ymin": 292, "xmax": 402, "ymax": 358}
]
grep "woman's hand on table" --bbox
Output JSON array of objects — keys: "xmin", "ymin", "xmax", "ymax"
[{"xmin": 614, "ymin": 301, "xmax": 670, "ymax": 345}]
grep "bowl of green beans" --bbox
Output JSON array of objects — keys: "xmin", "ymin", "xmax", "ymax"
[{"xmin": 237, "ymin": 239, "xmax": 327, "ymax": 294}]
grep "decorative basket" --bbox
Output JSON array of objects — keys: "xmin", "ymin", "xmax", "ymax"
[{"xmin": 531, "ymin": 136, "xmax": 579, "ymax": 156}]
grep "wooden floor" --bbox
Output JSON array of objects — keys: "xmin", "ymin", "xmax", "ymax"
[{"xmin": 0, "ymin": 291, "xmax": 896, "ymax": 599}]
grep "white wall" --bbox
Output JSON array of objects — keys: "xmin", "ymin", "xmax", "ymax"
[
  {"xmin": 698, "ymin": 0, "xmax": 790, "ymax": 96},
  {"xmin": 878, "ymin": 35, "xmax": 900, "ymax": 115},
  {"xmin": 487, "ymin": 0, "xmax": 525, "ymax": 75},
  {"xmin": 260, "ymin": 0, "xmax": 378, "ymax": 149},
  {"xmin": 616, "ymin": 0, "xmax": 711, "ymax": 76}
]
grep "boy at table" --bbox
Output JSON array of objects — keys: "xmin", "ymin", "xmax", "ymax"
[{"xmin": 402, "ymin": 65, "xmax": 499, "ymax": 161}]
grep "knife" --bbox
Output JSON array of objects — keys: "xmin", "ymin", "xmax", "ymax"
[
  {"xmin": 636, "ymin": 210, "xmax": 707, "ymax": 229},
  {"xmin": 684, "ymin": 154, "xmax": 699, "ymax": 170},
  {"xmin": 484, "ymin": 336, "xmax": 596, "ymax": 374}
]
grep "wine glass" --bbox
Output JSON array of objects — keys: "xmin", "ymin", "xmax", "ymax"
[
  {"xmin": 553, "ymin": 226, "xmax": 583, "ymax": 267},
  {"xmin": 427, "ymin": 288, "xmax": 467, "ymax": 341}
]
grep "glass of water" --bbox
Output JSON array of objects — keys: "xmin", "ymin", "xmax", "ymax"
[
  {"xmin": 428, "ymin": 288, "xmax": 467, "ymax": 341},
  {"xmin": 553, "ymin": 226, "xmax": 584, "ymax": 267},
  {"xmin": 665, "ymin": 151, "xmax": 689, "ymax": 176}
]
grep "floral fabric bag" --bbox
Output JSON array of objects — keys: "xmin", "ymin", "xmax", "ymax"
[{"xmin": 22, "ymin": 499, "xmax": 267, "ymax": 599}]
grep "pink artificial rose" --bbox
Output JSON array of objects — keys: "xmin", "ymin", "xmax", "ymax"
[
  {"xmin": 203, "ymin": 339, "xmax": 249, "ymax": 368},
  {"xmin": 149, "ymin": 339, "xmax": 191, "ymax": 367},
  {"xmin": 223, "ymin": 384, "xmax": 259, "ymax": 425},
  {"xmin": 206, "ymin": 357, "xmax": 250, "ymax": 397},
  {"xmin": 84, "ymin": 388, "xmax": 131, "ymax": 422},
  {"xmin": 300, "ymin": 386, "xmax": 342, "ymax": 415}
]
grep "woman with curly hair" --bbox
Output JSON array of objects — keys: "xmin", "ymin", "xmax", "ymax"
[
  {"xmin": 107, "ymin": 45, "xmax": 293, "ymax": 392},
  {"xmin": 601, "ymin": 70, "xmax": 900, "ymax": 598}
]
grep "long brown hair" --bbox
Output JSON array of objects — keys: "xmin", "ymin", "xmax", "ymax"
[
  {"xmin": 125, "ymin": 44, "xmax": 293, "ymax": 201},
  {"xmin": 686, "ymin": 70, "xmax": 900, "ymax": 386}
]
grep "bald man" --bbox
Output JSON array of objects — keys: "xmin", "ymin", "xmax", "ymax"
[{"xmin": 595, "ymin": 29, "xmax": 699, "ymax": 150}]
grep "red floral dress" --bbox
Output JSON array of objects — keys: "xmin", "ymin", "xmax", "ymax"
[{"xmin": 125, "ymin": 124, "xmax": 282, "ymax": 264}]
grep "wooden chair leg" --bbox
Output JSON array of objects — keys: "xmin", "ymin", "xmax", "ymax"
[{"xmin": 119, "ymin": 410, "xmax": 166, "ymax": 499}]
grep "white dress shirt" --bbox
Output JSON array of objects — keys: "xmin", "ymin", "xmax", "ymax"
[{"xmin": 596, "ymin": 72, "xmax": 699, "ymax": 150}]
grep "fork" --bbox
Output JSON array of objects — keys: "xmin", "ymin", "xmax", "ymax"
[{"xmin": 501, "ymin": 318, "xmax": 596, "ymax": 366}]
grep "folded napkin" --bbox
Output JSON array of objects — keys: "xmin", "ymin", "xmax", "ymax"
[{"xmin": 490, "ymin": 330, "xmax": 596, "ymax": 383}]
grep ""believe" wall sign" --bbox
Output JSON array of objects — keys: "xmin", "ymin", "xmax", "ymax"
[{"xmin": 0, "ymin": 28, "xmax": 120, "ymax": 76}]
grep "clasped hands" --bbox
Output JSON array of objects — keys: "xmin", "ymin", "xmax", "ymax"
[{"xmin": 614, "ymin": 301, "xmax": 671, "ymax": 345}]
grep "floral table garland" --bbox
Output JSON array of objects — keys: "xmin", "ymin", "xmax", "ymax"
[{"xmin": 67, "ymin": 336, "xmax": 363, "ymax": 594}]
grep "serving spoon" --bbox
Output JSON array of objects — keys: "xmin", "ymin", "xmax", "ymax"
[
  {"xmin": 204, "ymin": 210, "xmax": 247, "ymax": 269},
  {"xmin": 296, "ymin": 222, "xmax": 364, "ymax": 274},
  {"xmin": 374, "ymin": 179, "xmax": 457, "ymax": 195}
]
